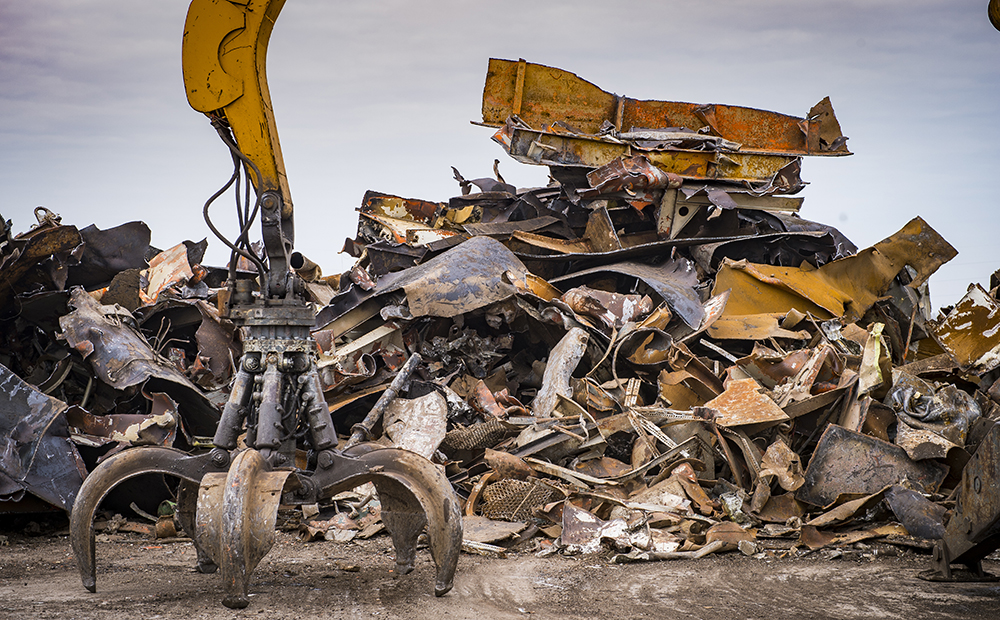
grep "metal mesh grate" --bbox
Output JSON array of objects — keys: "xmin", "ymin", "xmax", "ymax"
[
  {"xmin": 480, "ymin": 479, "xmax": 556, "ymax": 522},
  {"xmin": 442, "ymin": 419, "xmax": 507, "ymax": 451}
]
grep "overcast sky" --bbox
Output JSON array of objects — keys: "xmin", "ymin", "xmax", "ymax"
[{"xmin": 2, "ymin": 1, "xmax": 998, "ymax": 310}]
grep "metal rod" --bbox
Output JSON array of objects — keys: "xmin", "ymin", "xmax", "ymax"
[{"xmin": 346, "ymin": 353, "xmax": 422, "ymax": 448}]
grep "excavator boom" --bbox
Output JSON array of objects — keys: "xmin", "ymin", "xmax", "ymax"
[{"xmin": 182, "ymin": 0, "xmax": 292, "ymax": 218}]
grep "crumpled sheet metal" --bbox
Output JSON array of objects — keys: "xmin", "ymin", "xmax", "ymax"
[
  {"xmin": 871, "ymin": 216, "xmax": 957, "ymax": 289},
  {"xmin": 708, "ymin": 313, "xmax": 810, "ymax": 341},
  {"xmin": 703, "ymin": 378, "xmax": 789, "ymax": 428},
  {"xmin": 551, "ymin": 257, "xmax": 704, "ymax": 330},
  {"xmin": 384, "ymin": 391, "xmax": 448, "ymax": 460},
  {"xmin": 498, "ymin": 122, "xmax": 803, "ymax": 187},
  {"xmin": 0, "ymin": 362, "xmax": 86, "ymax": 510},
  {"xmin": 482, "ymin": 58, "xmax": 850, "ymax": 155},
  {"xmin": 885, "ymin": 371, "xmax": 980, "ymax": 446},
  {"xmin": 58, "ymin": 287, "xmax": 220, "ymax": 435},
  {"xmin": 140, "ymin": 242, "xmax": 195, "ymax": 305},
  {"xmin": 585, "ymin": 155, "xmax": 682, "ymax": 195},
  {"xmin": 374, "ymin": 236, "xmax": 527, "ymax": 318},
  {"xmin": 66, "ymin": 221, "xmax": 152, "ymax": 288},
  {"xmin": 532, "ymin": 327, "xmax": 589, "ymax": 418},
  {"xmin": 361, "ymin": 190, "xmax": 444, "ymax": 227},
  {"xmin": 0, "ymin": 223, "xmax": 82, "ymax": 308},
  {"xmin": 65, "ymin": 393, "xmax": 178, "ymax": 448},
  {"xmin": 712, "ymin": 218, "xmax": 954, "ymax": 322}
]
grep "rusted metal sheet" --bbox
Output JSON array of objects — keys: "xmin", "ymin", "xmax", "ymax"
[
  {"xmin": 482, "ymin": 59, "xmax": 851, "ymax": 156},
  {"xmin": 560, "ymin": 286, "xmax": 652, "ymax": 330},
  {"xmin": 66, "ymin": 393, "xmax": 178, "ymax": 448},
  {"xmin": 360, "ymin": 190, "xmax": 444, "ymax": 226},
  {"xmin": 585, "ymin": 155, "xmax": 683, "ymax": 194},
  {"xmin": 0, "ymin": 222, "xmax": 82, "ymax": 307},
  {"xmin": 797, "ymin": 425, "xmax": 948, "ymax": 508},
  {"xmin": 374, "ymin": 236, "xmax": 527, "ymax": 318},
  {"xmin": 713, "ymin": 218, "xmax": 954, "ymax": 322},
  {"xmin": 871, "ymin": 216, "xmax": 957, "ymax": 289},
  {"xmin": 551, "ymin": 257, "xmax": 703, "ymax": 329},
  {"xmin": 922, "ymin": 424, "xmax": 1000, "ymax": 580},
  {"xmin": 140, "ymin": 242, "xmax": 196, "ymax": 305},
  {"xmin": 703, "ymin": 378, "xmax": 789, "ymax": 428},
  {"xmin": 935, "ymin": 284, "xmax": 1000, "ymax": 374},
  {"xmin": 708, "ymin": 313, "xmax": 810, "ymax": 340}
]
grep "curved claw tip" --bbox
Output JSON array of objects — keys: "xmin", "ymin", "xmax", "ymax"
[
  {"xmin": 83, "ymin": 583, "xmax": 96, "ymax": 594},
  {"xmin": 395, "ymin": 561, "xmax": 415, "ymax": 575},
  {"xmin": 435, "ymin": 580, "xmax": 454, "ymax": 597},
  {"xmin": 222, "ymin": 595, "xmax": 250, "ymax": 609}
]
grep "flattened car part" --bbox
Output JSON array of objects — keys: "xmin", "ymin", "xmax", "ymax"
[{"xmin": 374, "ymin": 235, "xmax": 528, "ymax": 318}]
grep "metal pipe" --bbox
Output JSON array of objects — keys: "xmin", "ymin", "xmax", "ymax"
[{"xmin": 346, "ymin": 353, "xmax": 422, "ymax": 449}]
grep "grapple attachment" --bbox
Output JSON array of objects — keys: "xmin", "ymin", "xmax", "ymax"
[
  {"xmin": 69, "ymin": 308, "xmax": 462, "ymax": 608},
  {"xmin": 70, "ymin": 441, "xmax": 462, "ymax": 608}
]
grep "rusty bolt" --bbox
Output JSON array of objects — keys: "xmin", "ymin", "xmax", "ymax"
[{"xmin": 975, "ymin": 476, "xmax": 982, "ymax": 494}]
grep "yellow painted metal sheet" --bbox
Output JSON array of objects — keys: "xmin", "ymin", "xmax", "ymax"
[
  {"xmin": 712, "ymin": 218, "xmax": 956, "ymax": 322},
  {"xmin": 707, "ymin": 314, "xmax": 810, "ymax": 340}
]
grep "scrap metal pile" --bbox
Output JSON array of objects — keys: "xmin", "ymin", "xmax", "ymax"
[{"xmin": 4, "ymin": 59, "xmax": 1000, "ymax": 571}]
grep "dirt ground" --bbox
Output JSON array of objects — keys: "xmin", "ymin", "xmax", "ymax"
[{"xmin": 2, "ymin": 517, "xmax": 1000, "ymax": 620}]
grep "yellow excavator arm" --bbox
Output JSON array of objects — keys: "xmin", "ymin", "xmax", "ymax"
[{"xmin": 182, "ymin": 0, "xmax": 292, "ymax": 216}]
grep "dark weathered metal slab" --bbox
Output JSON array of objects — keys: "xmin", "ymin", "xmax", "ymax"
[
  {"xmin": 797, "ymin": 424, "xmax": 948, "ymax": 508},
  {"xmin": 0, "ymin": 363, "xmax": 86, "ymax": 510},
  {"xmin": 374, "ymin": 236, "xmax": 527, "ymax": 318}
]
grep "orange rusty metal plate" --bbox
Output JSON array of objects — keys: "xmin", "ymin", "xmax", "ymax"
[
  {"xmin": 360, "ymin": 190, "xmax": 444, "ymax": 226},
  {"xmin": 703, "ymin": 378, "xmax": 788, "ymax": 427},
  {"xmin": 482, "ymin": 58, "xmax": 850, "ymax": 156}
]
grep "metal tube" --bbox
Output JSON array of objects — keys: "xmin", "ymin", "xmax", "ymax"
[{"xmin": 346, "ymin": 353, "xmax": 422, "ymax": 449}]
